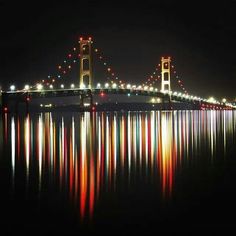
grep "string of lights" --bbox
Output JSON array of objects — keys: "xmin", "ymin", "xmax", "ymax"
[
  {"xmin": 171, "ymin": 64, "xmax": 188, "ymax": 94},
  {"xmin": 93, "ymin": 45, "xmax": 123, "ymax": 86}
]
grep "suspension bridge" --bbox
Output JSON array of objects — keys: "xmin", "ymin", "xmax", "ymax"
[{"xmin": 0, "ymin": 37, "xmax": 235, "ymax": 112}]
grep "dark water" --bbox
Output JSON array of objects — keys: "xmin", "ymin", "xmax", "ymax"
[{"xmin": 0, "ymin": 111, "xmax": 236, "ymax": 235}]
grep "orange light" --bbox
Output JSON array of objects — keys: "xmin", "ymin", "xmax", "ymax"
[
  {"xmin": 58, "ymin": 65, "xmax": 62, "ymax": 69},
  {"xmin": 88, "ymin": 37, "xmax": 92, "ymax": 41}
]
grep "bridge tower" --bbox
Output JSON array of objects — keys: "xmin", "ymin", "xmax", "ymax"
[
  {"xmin": 79, "ymin": 37, "xmax": 93, "ymax": 89},
  {"xmin": 161, "ymin": 56, "xmax": 171, "ymax": 92}
]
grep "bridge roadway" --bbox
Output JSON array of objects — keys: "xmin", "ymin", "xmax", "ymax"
[{"xmin": 0, "ymin": 88, "xmax": 234, "ymax": 111}]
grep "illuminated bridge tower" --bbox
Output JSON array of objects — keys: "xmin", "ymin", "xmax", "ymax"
[
  {"xmin": 79, "ymin": 37, "xmax": 93, "ymax": 89},
  {"xmin": 161, "ymin": 56, "xmax": 171, "ymax": 92}
]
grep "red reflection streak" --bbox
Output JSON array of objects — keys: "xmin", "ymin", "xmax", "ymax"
[
  {"xmin": 64, "ymin": 127, "xmax": 68, "ymax": 180},
  {"xmin": 4, "ymin": 113, "xmax": 8, "ymax": 143}
]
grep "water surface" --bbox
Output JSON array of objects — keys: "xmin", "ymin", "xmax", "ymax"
[{"xmin": 0, "ymin": 111, "xmax": 236, "ymax": 235}]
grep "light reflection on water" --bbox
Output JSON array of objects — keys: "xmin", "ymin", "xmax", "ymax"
[{"xmin": 3, "ymin": 110, "xmax": 236, "ymax": 221}]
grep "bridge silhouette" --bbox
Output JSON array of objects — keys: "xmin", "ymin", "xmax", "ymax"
[{"xmin": 0, "ymin": 37, "xmax": 235, "ymax": 112}]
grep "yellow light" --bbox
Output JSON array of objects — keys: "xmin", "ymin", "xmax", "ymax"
[
  {"xmin": 24, "ymin": 85, "xmax": 30, "ymax": 90},
  {"xmin": 37, "ymin": 84, "xmax": 43, "ymax": 90},
  {"xmin": 222, "ymin": 98, "xmax": 227, "ymax": 103}
]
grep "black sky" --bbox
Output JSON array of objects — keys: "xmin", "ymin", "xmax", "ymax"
[{"xmin": 1, "ymin": 0, "xmax": 236, "ymax": 100}]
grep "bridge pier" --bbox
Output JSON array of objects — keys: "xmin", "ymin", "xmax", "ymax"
[
  {"xmin": 80, "ymin": 91, "xmax": 93, "ymax": 110},
  {"xmin": 161, "ymin": 95, "xmax": 172, "ymax": 110}
]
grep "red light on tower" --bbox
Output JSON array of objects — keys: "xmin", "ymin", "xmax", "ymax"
[
  {"xmin": 91, "ymin": 106, "xmax": 95, "ymax": 111},
  {"xmin": 100, "ymin": 92, "xmax": 105, "ymax": 97},
  {"xmin": 26, "ymin": 97, "xmax": 30, "ymax": 102},
  {"xmin": 4, "ymin": 107, "xmax": 8, "ymax": 112},
  {"xmin": 80, "ymin": 37, "xmax": 83, "ymax": 41}
]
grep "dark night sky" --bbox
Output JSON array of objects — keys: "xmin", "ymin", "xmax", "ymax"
[{"xmin": 1, "ymin": 0, "xmax": 236, "ymax": 100}]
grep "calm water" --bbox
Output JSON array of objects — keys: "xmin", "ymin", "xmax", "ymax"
[{"xmin": 0, "ymin": 111, "xmax": 236, "ymax": 235}]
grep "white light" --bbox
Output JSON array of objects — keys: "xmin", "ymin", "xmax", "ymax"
[
  {"xmin": 49, "ymin": 84, "xmax": 53, "ymax": 89},
  {"xmin": 222, "ymin": 98, "xmax": 227, "ymax": 103},
  {"xmin": 155, "ymin": 88, "xmax": 158, "ymax": 92},
  {"xmin": 24, "ymin": 85, "xmax": 30, "ymax": 90},
  {"xmin": 60, "ymin": 84, "xmax": 64, "ymax": 89},
  {"xmin": 70, "ymin": 84, "xmax": 75, "ymax": 89},
  {"xmin": 37, "ymin": 84, "xmax": 43, "ymax": 90},
  {"xmin": 10, "ymin": 85, "xmax": 15, "ymax": 91},
  {"xmin": 112, "ymin": 83, "xmax": 117, "ymax": 89},
  {"xmin": 138, "ymin": 85, "xmax": 142, "ymax": 90},
  {"xmin": 105, "ymin": 83, "xmax": 109, "ymax": 88},
  {"xmin": 96, "ymin": 83, "xmax": 101, "ymax": 88},
  {"xmin": 173, "ymin": 92, "xmax": 177, "ymax": 95},
  {"xmin": 144, "ymin": 86, "xmax": 148, "ymax": 90},
  {"xmin": 126, "ymin": 84, "xmax": 131, "ymax": 89},
  {"xmin": 149, "ymin": 87, "xmax": 154, "ymax": 91},
  {"xmin": 80, "ymin": 83, "xmax": 85, "ymax": 89},
  {"xmin": 151, "ymin": 98, "xmax": 155, "ymax": 103}
]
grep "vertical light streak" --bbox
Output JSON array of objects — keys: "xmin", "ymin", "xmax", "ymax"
[
  {"xmin": 127, "ymin": 112, "xmax": 131, "ymax": 178},
  {"xmin": 145, "ymin": 114, "xmax": 148, "ymax": 173},
  {"xmin": 25, "ymin": 115, "xmax": 30, "ymax": 182},
  {"xmin": 96, "ymin": 115, "xmax": 101, "ymax": 199},
  {"xmin": 223, "ymin": 110, "xmax": 226, "ymax": 155},
  {"xmin": 139, "ymin": 114, "xmax": 142, "ymax": 168},
  {"xmin": 38, "ymin": 114, "xmax": 43, "ymax": 191},
  {"xmin": 4, "ymin": 113, "xmax": 8, "ymax": 143},
  {"xmin": 49, "ymin": 114, "xmax": 54, "ymax": 174},
  {"xmin": 151, "ymin": 111, "xmax": 155, "ymax": 175},
  {"xmin": 11, "ymin": 117, "xmax": 15, "ymax": 184},
  {"xmin": 113, "ymin": 115, "xmax": 117, "ymax": 185},
  {"xmin": 80, "ymin": 115, "xmax": 87, "ymax": 220}
]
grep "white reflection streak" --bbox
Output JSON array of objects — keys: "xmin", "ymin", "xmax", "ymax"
[
  {"xmin": 25, "ymin": 115, "xmax": 30, "ymax": 179},
  {"xmin": 210, "ymin": 111, "xmax": 214, "ymax": 158},
  {"xmin": 38, "ymin": 115, "xmax": 43, "ymax": 189},
  {"xmin": 98, "ymin": 115, "xmax": 101, "ymax": 176},
  {"xmin": 223, "ymin": 111, "xmax": 226, "ymax": 155},
  {"xmin": 11, "ymin": 117, "xmax": 15, "ymax": 181}
]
